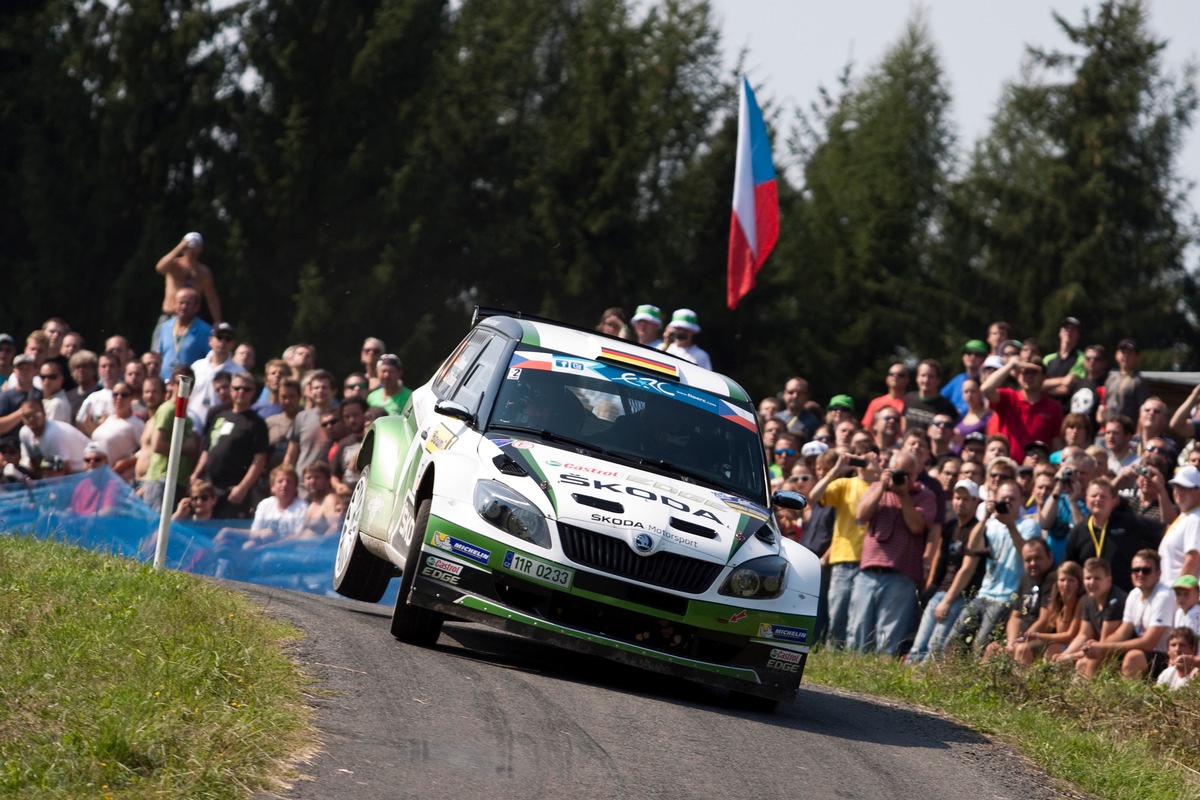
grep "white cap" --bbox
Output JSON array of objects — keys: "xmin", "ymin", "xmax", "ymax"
[
  {"xmin": 1169, "ymin": 465, "xmax": 1200, "ymax": 489},
  {"xmin": 983, "ymin": 355, "xmax": 1005, "ymax": 370},
  {"xmin": 184, "ymin": 231, "xmax": 204, "ymax": 249},
  {"xmin": 953, "ymin": 479, "xmax": 980, "ymax": 498},
  {"xmin": 801, "ymin": 441, "xmax": 829, "ymax": 458}
]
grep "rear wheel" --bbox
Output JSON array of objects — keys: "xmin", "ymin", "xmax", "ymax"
[
  {"xmin": 390, "ymin": 497, "xmax": 445, "ymax": 645},
  {"xmin": 332, "ymin": 466, "xmax": 392, "ymax": 602}
]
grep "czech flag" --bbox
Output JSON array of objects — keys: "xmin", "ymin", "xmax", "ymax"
[{"xmin": 726, "ymin": 76, "xmax": 779, "ymax": 310}]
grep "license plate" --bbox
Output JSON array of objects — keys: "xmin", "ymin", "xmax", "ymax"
[{"xmin": 503, "ymin": 550, "xmax": 574, "ymax": 590}]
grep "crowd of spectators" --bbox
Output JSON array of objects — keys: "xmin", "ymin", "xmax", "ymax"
[
  {"xmin": 0, "ymin": 232, "xmax": 401, "ymax": 548},
  {"xmin": 757, "ymin": 316, "xmax": 1200, "ymax": 687}
]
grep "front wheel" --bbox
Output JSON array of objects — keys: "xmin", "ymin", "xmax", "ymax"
[
  {"xmin": 332, "ymin": 466, "xmax": 393, "ymax": 602},
  {"xmin": 390, "ymin": 497, "xmax": 445, "ymax": 645}
]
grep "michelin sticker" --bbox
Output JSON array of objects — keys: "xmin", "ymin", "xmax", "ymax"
[
  {"xmin": 432, "ymin": 532, "xmax": 491, "ymax": 566},
  {"xmin": 757, "ymin": 623, "xmax": 808, "ymax": 644}
]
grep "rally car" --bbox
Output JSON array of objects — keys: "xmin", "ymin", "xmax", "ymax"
[{"xmin": 333, "ymin": 309, "xmax": 817, "ymax": 706}]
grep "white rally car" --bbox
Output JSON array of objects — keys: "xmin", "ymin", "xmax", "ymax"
[{"xmin": 333, "ymin": 309, "xmax": 817, "ymax": 706}]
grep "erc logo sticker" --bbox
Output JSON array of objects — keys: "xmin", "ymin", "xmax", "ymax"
[
  {"xmin": 757, "ymin": 623, "xmax": 808, "ymax": 643},
  {"xmin": 432, "ymin": 532, "xmax": 491, "ymax": 566}
]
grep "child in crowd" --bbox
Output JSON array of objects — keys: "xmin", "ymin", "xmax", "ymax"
[
  {"xmin": 1155, "ymin": 627, "xmax": 1197, "ymax": 690},
  {"xmin": 1172, "ymin": 574, "xmax": 1200, "ymax": 635}
]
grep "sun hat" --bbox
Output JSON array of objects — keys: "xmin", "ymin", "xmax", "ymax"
[
  {"xmin": 630, "ymin": 304, "xmax": 663, "ymax": 326},
  {"xmin": 666, "ymin": 308, "xmax": 701, "ymax": 333}
]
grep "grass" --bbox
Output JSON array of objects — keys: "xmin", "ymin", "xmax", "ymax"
[
  {"xmin": 807, "ymin": 648, "xmax": 1200, "ymax": 800},
  {"xmin": 0, "ymin": 535, "xmax": 314, "ymax": 800}
]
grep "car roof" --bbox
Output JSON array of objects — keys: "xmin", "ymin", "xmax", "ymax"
[{"xmin": 475, "ymin": 310, "xmax": 750, "ymax": 403}]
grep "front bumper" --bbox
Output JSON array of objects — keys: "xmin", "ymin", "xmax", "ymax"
[{"xmin": 411, "ymin": 515, "xmax": 813, "ymax": 702}]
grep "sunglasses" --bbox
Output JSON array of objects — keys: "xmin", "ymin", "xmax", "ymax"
[
  {"xmin": 230, "ymin": 385, "xmax": 254, "ymax": 393},
  {"xmin": 793, "ymin": 474, "xmax": 815, "ymax": 482},
  {"xmin": 362, "ymin": 347, "xmax": 381, "ymax": 354},
  {"xmin": 40, "ymin": 371, "xmax": 62, "ymax": 379},
  {"xmin": 774, "ymin": 448, "xmax": 796, "ymax": 457},
  {"xmin": 321, "ymin": 419, "xmax": 339, "ymax": 428},
  {"xmin": 83, "ymin": 456, "xmax": 106, "ymax": 465},
  {"xmin": 195, "ymin": 494, "xmax": 215, "ymax": 502},
  {"xmin": 887, "ymin": 371, "xmax": 907, "ymax": 378},
  {"xmin": 931, "ymin": 420, "xmax": 951, "ymax": 428},
  {"xmin": 214, "ymin": 334, "xmax": 235, "ymax": 341},
  {"xmin": 989, "ymin": 472, "xmax": 1012, "ymax": 480},
  {"xmin": 345, "ymin": 383, "xmax": 367, "ymax": 391},
  {"xmin": 112, "ymin": 391, "xmax": 132, "ymax": 398},
  {"xmin": 1130, "ymin": 566, "xmax": 1155, "ymax": 576}
]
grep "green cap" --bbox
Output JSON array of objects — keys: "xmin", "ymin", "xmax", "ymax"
[
  {"xmin": 964, "ymin": 339, "xmax": 988, "ymax": 355},
  {"xmin": 630, "ymin": 304, "xmax": 662, "ymax": 326},
  {"xmin": 1173, "ymin": 574, "xmax": 1199, "ymax": 590},
  {"xmin": 828, "ymin": 394, "xmax": 856, "ymax": 412}
]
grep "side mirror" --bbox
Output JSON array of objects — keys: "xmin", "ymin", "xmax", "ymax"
[
  {"xmin": 435, "ymin": 400, "xmax": 475, "ymax": 425},
  {"xmin": 772, "ymin": 489, "xmax": 808, "ymax": 510}
]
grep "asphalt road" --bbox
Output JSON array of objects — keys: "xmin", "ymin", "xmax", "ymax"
[{"xmin": 238, "ymin": 583, "xmax": 1073, "ymax": 800}]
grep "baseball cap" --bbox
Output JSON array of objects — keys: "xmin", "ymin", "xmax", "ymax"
[
  {"xmin": 0, "ymin": 333, "xmax": 14, "ymax": 347},
  {"xmin": 1025, "ymin": 441, "xmax": 1050, "ymax": 456},
  {"xmin": 1060, "ymin": 316, "xmax": 1081, "ymax": 329},
  {"xmin": 983, "ymin": 355, "xmax": 1005, "ymax": 370},
  {"xmin": 630, "ymin": 304, "xmax": 662, "ymax": 326},
  {"xmin": 83, "ymin": 442, "xmax": 107, "ymax": 459},
  {"xmin": 213, "ymin": 322, "xmax": 235, "ymax": 337},
  {"xmin": 1117, "ymin": 338, "xmax": 1138, "ymax": 352},
  {"xmin": 377, "ymin": 353, "xmax": 402, "ymax": 369},
  {"xmin": 954, "ymin": 479, "xmax": 980, "ymax": 499},
  {"xmin": 1172, "ymin": 574, "xmax": 1199, "ymax": 589},
  {"xmin": 827, "ymin": 394, "xmax": 855, "ymax": 413},
  {"xmin": 1169, "ymin": 465, "xmax": 1200, "ymax": 489},
  {"xmin": 963, "ymin": 339, "xmax": 988, "ymax": 355},
  {"xmin": 801, "ymin": 441, "xmax": 829, "ymax": 458},
  {"xmin": 13, "ymin": 354, "xmax": 35, "ymax": 367},
  {"xmin": 963, "ymin": 431, "xmax": 986, "ymax": 446}
]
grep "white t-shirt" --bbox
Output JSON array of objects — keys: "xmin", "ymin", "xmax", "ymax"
[
  {"xmin": 251, "ymin": 496, "xmax": 308, "ymax": 539},
  {"xmin": 90, "ymin": 414, "xmax": 146, "ymax": 464},
  {"xmin": 76, "ymin": 388, "xmax": 114, "ymax": 425},
  {"xmin": 1123, "ymin": 581, "xmax": 1177, "ymax": 653},
  {"xmin": 1174, "ymin": 604, "xmax": 1200, "ymax": 637},
  {"xmin": 1156, "ymin": 666, "xmax": 1195, "ymax": 690},
  {"xmin": 189, "ymin": 353, "xmax": 245, "ymax": 429},
  {"xmin": 665, "ymin": 342, "xmax": 712, "ymax": 370},
  {"xmin": 42, "ymin": 392, "xmax": 73, "ymax": 424},
  {"xmin": 1159, "ymin": 508, "xmax": 1200, "ymax": 584},
  {"xmin": 19, "ymin": 419, "xmax": 91, "ymax": 472}
]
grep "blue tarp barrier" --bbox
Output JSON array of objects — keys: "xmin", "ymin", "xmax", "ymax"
[{"xmin": 0, "ymin": 468, "xmax": 399, "ymax": 607}]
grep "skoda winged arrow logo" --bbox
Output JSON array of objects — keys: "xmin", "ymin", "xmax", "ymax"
[{"xmin": 633, "ymin": 533, "xmax": 654, "ymax": 554}]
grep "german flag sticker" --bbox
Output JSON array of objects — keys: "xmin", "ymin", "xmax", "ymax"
[{"xmin": 598, "ymin": 347, "xmax": 679, "ymax": 378}]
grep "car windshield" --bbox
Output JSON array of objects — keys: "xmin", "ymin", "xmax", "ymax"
[{"xmin": 488, "ymin": 349, "xmax": 768, "ymax": 502}]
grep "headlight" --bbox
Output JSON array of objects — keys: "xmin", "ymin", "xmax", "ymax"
[
  {"xmin": 473, "ymin": 481, "xmax": 551, "ymax": 548},
  {"xmin": 719, "ymin": 555, "xmax": 787, "ymax": 599}
]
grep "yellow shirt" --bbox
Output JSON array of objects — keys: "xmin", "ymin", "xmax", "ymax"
[{"xmin": 823, "ymin": 476, "xmax": 870, "ymax": 564}]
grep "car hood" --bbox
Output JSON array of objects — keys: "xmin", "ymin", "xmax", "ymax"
[{"xmin": 482, "ymin": 434, "xmax": 775, "ymax": 565}]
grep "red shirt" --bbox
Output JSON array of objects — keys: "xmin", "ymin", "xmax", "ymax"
[
  {"xmin": 859, "ymin": 483, "xmax": 937, "ymax": 583},
  {"xmin": 861, "ymin": 395, "xmax": 904, "ymax": 430},
  {"xmin": 987, "ymin": 388, "xmax": 1063, "ymax": 462}
]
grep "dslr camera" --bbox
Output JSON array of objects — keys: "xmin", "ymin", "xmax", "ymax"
[{"xmin": 994, "ymin": 499, "xmax": 1011, "ymax": 514}]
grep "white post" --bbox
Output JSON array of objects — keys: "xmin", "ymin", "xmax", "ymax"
[{"xmin": 154, "ymin": 374, "xmax": 193, "ymax": 570}]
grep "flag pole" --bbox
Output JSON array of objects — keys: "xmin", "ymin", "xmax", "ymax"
[{"xmin": 153, "ymin": 374, "xmax": 193, "ymax": 570}]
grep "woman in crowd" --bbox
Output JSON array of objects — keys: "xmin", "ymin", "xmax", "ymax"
[{"xmin": 1014, "ymin": 561, "xmax": 1085, "ymax": 664}]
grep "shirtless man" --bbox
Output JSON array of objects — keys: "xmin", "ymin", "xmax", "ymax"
[{"xmin": 153, "ymin": 232, "xmax": 222, "ymax": 348}]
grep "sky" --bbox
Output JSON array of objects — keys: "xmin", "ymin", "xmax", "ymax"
[{"xmin": 709, "ymin": 0, "xmax": 1200, "ymax": 267}]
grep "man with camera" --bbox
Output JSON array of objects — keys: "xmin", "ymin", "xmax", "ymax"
[
  {"xmin": 939, "ymin": 476, "xmax": 1043, "ymax": 654},
  {"xmin": 847, "ymin": 451, "xmax": 938, "ymax": 655},
  {"xmin": 1038, "ymin": 448, "xmax": 1095, "ymax": 564},
  {"xmin": 661, "ymin": 309, "xmax": 711, "ymax": 370}
]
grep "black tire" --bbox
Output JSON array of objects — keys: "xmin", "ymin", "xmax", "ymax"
[
  {"xmin": 390, "ymin": 497, "xmax": 445, "ymax": 645},
  {"xmin": 332, "ymin": 466, "xmax": 393, "ymax": 602}
]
